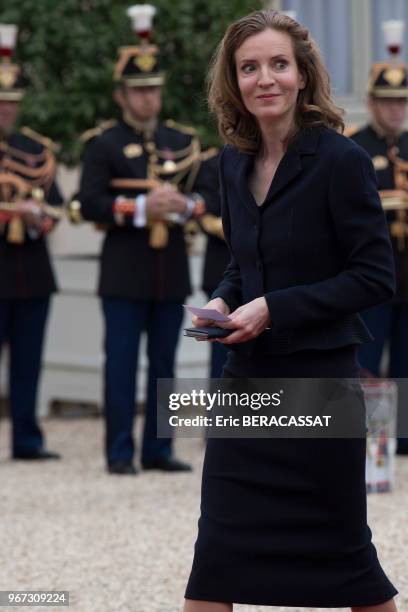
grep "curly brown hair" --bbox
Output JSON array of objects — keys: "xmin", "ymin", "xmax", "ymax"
[{"xmin": 208, "ymin": 10, "xmax": 344, "ymax": 153}]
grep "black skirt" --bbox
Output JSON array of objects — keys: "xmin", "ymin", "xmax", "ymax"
[{"xmin": 185, "ymin": 346, "xmax": 398, "ymax": 607}]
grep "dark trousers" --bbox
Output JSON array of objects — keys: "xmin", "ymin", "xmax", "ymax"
[
  {"xmin": 0, "ymin": 298, "xmax": 49, "ymax": 456},
  {"xmin": 359, "ymin": 303, "xmax": 408, "ymax": 377},
  {"xmin": 209, "ymin": 339, "xmax": 229, "ymax": 379},
  {"xmin": 359, "ymin": 302, "xmax": 408, "ymax": 445},
  {"xmin": 102, "ymin": 298, "xmax": 184, "ymax": 465}
]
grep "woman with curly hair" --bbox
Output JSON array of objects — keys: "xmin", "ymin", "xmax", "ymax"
[{"xmin": 183, "ymin": 10, "xmax": 398, "ymax": 611}]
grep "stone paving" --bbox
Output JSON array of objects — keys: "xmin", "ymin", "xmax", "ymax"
[{"xmin": 0, "ymin": 417, "xmax": 406, "ymax": 612}]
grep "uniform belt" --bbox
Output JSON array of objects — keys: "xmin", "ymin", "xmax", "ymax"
[
  {"xmin": 379, "ymin": 189, "xmax": 408, "ymax": 211},
  {"xmin": 110, "ymin": 178, "xmax": 161, "ymax": 191}
]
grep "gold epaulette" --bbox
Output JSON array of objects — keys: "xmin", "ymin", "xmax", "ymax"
[
  {"xmin": 200, "ymin": 147, "xmax": 218, "ymax": 162},
  {"xmin": 20, "ymin": 126, "xmax": 59, "ymax": 153},
  {"xmin": 80, "ymin": 119, "xmax": 118, "ymax": 143},
  {"xmin": 164, "ymin": 119, "xmax": 197, "ymax": 136},
  {"xmin": 344, "ymin": 124, "xmax": 360, "ymax": 138}
]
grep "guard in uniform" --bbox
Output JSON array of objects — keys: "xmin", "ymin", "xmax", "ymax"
[
  {"xmin": 0, "ymin": 24, "xmax": 63, "ymax": 459},
  {"xmin": 77, "ymin": 5, "xmax": 219, "ymax": 474},
  {"xmin": 350, "ymin": 20, "xmax": 408, "ymax": 455}
]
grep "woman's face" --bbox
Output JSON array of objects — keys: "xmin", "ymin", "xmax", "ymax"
[{"xmin": 235, "ymin": 28, "xmax": 305, "ymax": 124}]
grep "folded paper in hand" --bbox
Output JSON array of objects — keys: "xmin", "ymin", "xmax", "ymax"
[{"xmin": 183, "ymin": 305, "xmax": 231, "ymax": 322}]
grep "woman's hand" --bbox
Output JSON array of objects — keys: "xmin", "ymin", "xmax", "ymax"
[
  {"xmin": 192, "ymin": 298, "xmax": 230, "ymax": 339},
  {"xmin": 216, "ymin": 297, "xmax": 271, "ymax": 344}
]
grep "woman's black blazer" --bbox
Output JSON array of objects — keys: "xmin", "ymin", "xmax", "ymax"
[{"xmin": 212, "ymin": 126, "xmax": 395, "ymax": 355}]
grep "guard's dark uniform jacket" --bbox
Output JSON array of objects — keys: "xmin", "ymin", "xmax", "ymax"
[
  {"xmin": 0, "ymin": 128, "xmax": 63, "ymax": 298},
  {"xmin": 79, "ymin": 118, "xmax": 219, "ymax": 301},
  {"xmin": 351, "ymin": 125, "xmax": 408, "ymax": 302}
]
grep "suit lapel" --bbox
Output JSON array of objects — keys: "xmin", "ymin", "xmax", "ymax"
[
  {"xmin": 264, "ymin": 147, "xmax": 302, "ymax": 203},
  {"xmin": 233, "ymin": 126, "xmax": 321, "ymax": 209}
]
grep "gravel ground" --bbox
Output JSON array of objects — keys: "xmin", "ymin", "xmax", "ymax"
[{"xmin": 0, "ymin": 417, "xmax": 406, "ymax": 612}]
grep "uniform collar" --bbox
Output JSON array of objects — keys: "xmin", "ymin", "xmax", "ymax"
[
  {"xmin": 122, "ymin": 112, "xmax": 158, "ymax": 138},
  {"xmin": 369, "ymin": 121, "xmax": 402, "ymax": 145},
  {"xmin": 0, "ymin": 127, "xmax": 12, "ymax": 143}
]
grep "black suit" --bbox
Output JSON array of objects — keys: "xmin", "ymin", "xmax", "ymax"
[
  {"xmin": 212, "ymin": 126, "xmax": 395, "ymax": 355},
  {"xmin": 186, "ymin": 126, "xmax": 397, "ymax": 607}
]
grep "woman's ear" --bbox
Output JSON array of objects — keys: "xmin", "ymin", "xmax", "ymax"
[{"xmin": 298, "ymin": 71, "xmax": 306, "ymax": 91}]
